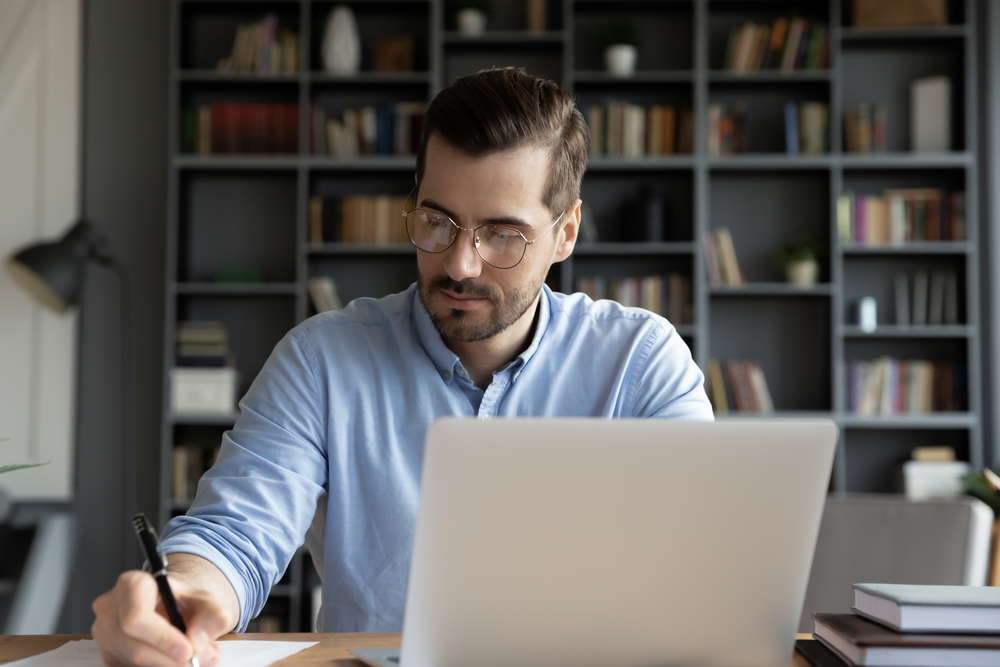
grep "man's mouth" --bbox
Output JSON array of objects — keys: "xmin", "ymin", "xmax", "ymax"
[{"xmin": 440, "ymin": 289, "xmax": 489, "ymax": 310}]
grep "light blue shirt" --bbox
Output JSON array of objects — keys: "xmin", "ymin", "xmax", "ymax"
[{"xmin": 160, "ymin": 283, "xmax": 713, "ymax": 632}]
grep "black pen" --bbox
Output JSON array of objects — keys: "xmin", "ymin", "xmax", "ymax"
[{"xmin": 132, "ymin": 513, "xmax": 201, "ymax": 667}]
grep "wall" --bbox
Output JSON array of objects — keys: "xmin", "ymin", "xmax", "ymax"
[{"xmin": 58, "ymin": 0, "xmax": 169, "ymax": 632}]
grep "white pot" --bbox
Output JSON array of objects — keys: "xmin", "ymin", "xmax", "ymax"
[
  {"xmin": 457, "ymin": 8, "xmax": 487, "ymax": 36},
  {"xmin": 605, "ymin": 44, "xmax": 638, "ymax": 78},
  {"xmin": 322, "ymin": 6, "xmax": 361, "ymax": 74},
  {"xmin": 785, "ymin": 259, "xmax": 819, "ymax": 288}
]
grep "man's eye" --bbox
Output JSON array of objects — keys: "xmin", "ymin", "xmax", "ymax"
[
  {"xmin": 482, "ymin": 226, "xmax": 518, "ymax": 242},
  {"xmin": 426, "ymin": 215, "xmax": 451, "ymax": 228}
]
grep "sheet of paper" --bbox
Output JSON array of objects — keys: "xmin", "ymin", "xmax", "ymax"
[{"xmin": 4, "ymin": 638, "xmax": 320, "ymax": 667}]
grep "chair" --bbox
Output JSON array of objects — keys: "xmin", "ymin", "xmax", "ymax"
[{"xmin": 798, "ymin": 494, "xmax": 994, "ymax": 633}]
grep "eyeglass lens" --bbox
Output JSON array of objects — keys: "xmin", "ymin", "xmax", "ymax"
[{"xmin": 406, "ymin": 209, "xmax": 527, "ymax": 269}]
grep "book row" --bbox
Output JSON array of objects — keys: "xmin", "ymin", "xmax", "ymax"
[
  {"xmin": 847, "ymin": 357, "xmax": 966, "ymax": 415},
  {"xmin": 181, "ymin": 103, "xmax": 298, "ymax": 155},
  {"xmin": 890, "ymin": 270, "xmax": 960, "ymax": 327},
  {"xmin": 173, "ymin": 443, "xmax": 221, "ymax": 502},
  {"xmin": 843, "ymin": 103, "xmax": 887, "ymax": 154},
  {"xmin": 702, "ymin": 229, "xmax": 744, "ymax": 288},
  {"xmin": 311, "ymin": 103, "xmax": 427, "ymax": 157},
  {"xmin": 706, "ymin": 101, "xmax": 829, "ymax": 156},
  {"xmin": 723, "ymin": 18, "xmax": 828, "ymax": 73},
  {"xmin": 586, "ymin": 103, "xmax": 694, "ymax": 158},
  {"xmin": 836, "ymin": 190, "xmax": 966, "ymax": 245},
  {"xmin": 574, "ymin": 273, "xmax": 693, "ymax": 324},
  {"xmin": 215, "ymin": 14, "xmax": 299, "ymax": 75},
  {"xmin": 175, "ymin": 321, "xmax": 234, "ymax": 369},
  {"xmin": 308, "ymin": 195, "xmax": 411, "ymax": 245},
  {"xmin": 706, "ymin": 359, "xmax": 774, "ymax": 414}
]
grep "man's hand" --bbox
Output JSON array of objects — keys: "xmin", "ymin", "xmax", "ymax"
[{"xmin": 92, "ymin": 555, "xmax": 239, "ymax": 667}]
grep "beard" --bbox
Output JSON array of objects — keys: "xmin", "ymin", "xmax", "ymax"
[{"xmin": 417, "ymin": 270, "xmax": 544, "ymax": 343}]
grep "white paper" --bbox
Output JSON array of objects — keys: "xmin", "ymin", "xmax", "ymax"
[{"xmin": 3, "ymin": 638, "xmax": 320, "ymax": 667}]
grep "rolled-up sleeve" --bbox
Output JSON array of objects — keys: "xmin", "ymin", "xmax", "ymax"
[
  {"xmin": 626, "ymin": 321, "xmax": 714, "ymax": 421},
  {"xmin": 159, "ymin": 329, "xmax": 329, "ymax": 631}
]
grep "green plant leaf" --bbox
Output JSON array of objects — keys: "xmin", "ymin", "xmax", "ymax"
[{"xmin": 0, "ymin": 462, "xmax": 49, "ymax": 475}]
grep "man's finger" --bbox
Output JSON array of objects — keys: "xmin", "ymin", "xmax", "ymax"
[
  {"xmin": 99, "ymin": 630, "xmax": 189, "ymax": 667},
  {"xmin": 115, "ymin": 574, "xmax": 193, "ymax": 662}
]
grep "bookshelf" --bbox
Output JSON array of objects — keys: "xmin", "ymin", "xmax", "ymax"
[{"xmin": 164, "ymin": 0, "xmax": 983, "ymax": 630}]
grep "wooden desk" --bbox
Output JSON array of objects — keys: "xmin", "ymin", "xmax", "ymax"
[{"xmin": 0, "ymin": 633, "xmax": 815, "ymax": 666}]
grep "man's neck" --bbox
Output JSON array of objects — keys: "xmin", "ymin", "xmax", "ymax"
[{"xmin": 444, "ymin": 293, "xmax": 542, "ymax": 391}]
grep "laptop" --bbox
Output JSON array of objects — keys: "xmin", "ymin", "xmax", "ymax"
[{"xmin": 352, "ymin": 417, "xmax": 837, "ymax": 667}]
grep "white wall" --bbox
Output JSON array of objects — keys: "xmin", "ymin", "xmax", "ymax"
[{"xmin": 0, "ymin": 0, "xmax": 81, "ymax": 500}]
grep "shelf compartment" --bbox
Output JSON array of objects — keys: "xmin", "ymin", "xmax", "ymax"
[
  {"xmin": 709, "ymin": 297, "xmax": 831, "ymax": 412},
  {"xmin": 574, "ymin": 1, "xmax": 693, "ymax": 72},
  {"xmin": 443, "ymin": 41, "xmax": 564, "ymax": 86},
  {"xmin": 842, "ymin": 254, "xmax": 966, "ymax": 327},
  {"xmin": 179, "ymin": 2, "xmax": 301, "ymax": 71},
  {"xmin": 710, "ymin": 283, "xmax": 834, "ymax": 297},
  {"xmin": 309, "ymin": 2, "xmax": 431, "ymax": 74},
  {"xmin": 708, "ymin": 80, "xmax": 829, "ymax": 155},
  {"xmin": 443, "ymin": 0, "xmax": 562, "ymax": 33},
  {"xmin": 580, "ymin": 170, "xmax": 694, "ymax": 242},
  {"xmin": 178, "ymin": 171, "xmax": 298, "ymax": 283},
  {"xmin": 709, "ymin": 170, "xmax": 829, "ymax": 283},
  {"xmin": 840, "ymin": 325, "xmax": 974, "ymax": 339},
  {"xmin": 708, "ymin": 1, "xmax": 831, "ymax": 72},
  {"xmin": 309, "ymin": 255, "xmax": 417, "ymax": 308},
  {"xmin": 841, "ymin": 428, "xmax": 969, "ymax": 493}
]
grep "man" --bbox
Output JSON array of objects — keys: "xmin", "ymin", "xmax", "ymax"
[{"xmin": 92, "ymin": 67, "xmax": 712, "ymax": 667}]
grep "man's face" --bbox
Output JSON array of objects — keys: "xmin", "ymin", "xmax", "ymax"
[{"xmin": 415, "ymin": 134, "xmax": 574, "ymax": 343}]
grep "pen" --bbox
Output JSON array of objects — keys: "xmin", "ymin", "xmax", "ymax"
[{"xmin": 132, "ymin": 513, "xmax": 201, "ymax": 667}]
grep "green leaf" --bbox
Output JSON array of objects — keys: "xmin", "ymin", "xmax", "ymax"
[{"xmin": 0, "ymin": 462, "xmax": 49, "ymax": 475}]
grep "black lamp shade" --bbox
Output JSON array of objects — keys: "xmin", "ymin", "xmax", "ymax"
[{"xmin": 4, "ymin": 220, "xmax": 111, "ymax": 313}]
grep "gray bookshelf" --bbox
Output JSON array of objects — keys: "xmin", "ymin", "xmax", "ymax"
[{"xmin": 163, "ymin": 0, "xmax": 983, "ymax": 630}]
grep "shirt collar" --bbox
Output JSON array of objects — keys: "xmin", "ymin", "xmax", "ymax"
[{"xmin": 411, "ymin": 283, "xmax": 552, "ymax": 379}]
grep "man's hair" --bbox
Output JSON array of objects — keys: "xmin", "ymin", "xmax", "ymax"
[{"xmin": 415, "ymin": 67, "xmax": 589, "ymax": 219}]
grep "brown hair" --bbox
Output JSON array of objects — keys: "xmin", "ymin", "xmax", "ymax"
[{"xmin": 415, "ymin": 67, "xmax": 589, "ymax": 219}]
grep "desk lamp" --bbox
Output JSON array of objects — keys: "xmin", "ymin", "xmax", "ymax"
[{"xmin": 5, "ymin": 219, "xmax": 138, "ymax": 568}]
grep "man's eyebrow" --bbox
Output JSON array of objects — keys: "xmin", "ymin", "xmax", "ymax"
[{"xmin": 419, "ymin": 198, "xmax": 533, "ymax": 229}]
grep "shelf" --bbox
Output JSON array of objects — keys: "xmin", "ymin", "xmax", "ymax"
[
  {"xmin": 708, "ymin": 154, "xmax": 832, "ymax": 170},
  {"xmin": 306, "ymin": 243, "xmax": 414, "ymax": 256},
  {"xmin": 443, "ymin": 30, "xmax": 564, "ymax": 44},
  {"xmin": 840, "ymin": 152, "xmax": 973, "ymax": 169},
  {"xmin": 169, "ymin": 412, "xmax": 240, "ymax": 426},
  {"xmin": 174, "ymin": 155, "xmax": 300, "ymax": 170},
  {"xmin": 586, "ymin": 156, "xmax": 695, "ymax": 170},
  {"xmin": 309, "ymin": 71, "xmax": 432, "ymax": 85},
  {"xmin": 708, "ymin": 70, "xmax": 831, "ymax": 83},
  {"xmin": 174, "ymin": 283, "xmax": 298, "ymax": 296},
  {"xmin": 840, "ymin": 414, "xmax": 977, "ymax": 429},
  {"xmin": 715, "ymin": 411, "xmax": 834, "ymax": 421},
  {"xmin": 710, "ymin": 283, "xmax": 834, "ymax": 297},
  {"xmin": 573, "ymin": 242, "xmax": 695, "ymax": 255},
  {"xmin": 176, "ymin": 70, "xmax": 300, "ymax": 83},
  {"xmin": 840, "ymin": 325, "xmax": 975, "ymax": 339},
  {"xmin": 308, "ymin": 156, "xmax": 417, "ymax": 170},
  {"xmin": 840, "ymin": 25, "xmax": 969, "ymax": 43},
  {"xmin": 573, "ymin": 70, "xmax": 693, "ymax": 84},
  {"xmin": 840, "ymin": 242, "xmax": 972, "ymax": 255}
]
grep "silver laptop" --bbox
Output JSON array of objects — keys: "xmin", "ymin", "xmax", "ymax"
[{"xmin": 353, "ymin": 417, "xmax": 837, "ymax": 667}]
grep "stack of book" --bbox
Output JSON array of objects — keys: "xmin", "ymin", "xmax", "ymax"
[
  {"xmin": 785, "ymin": 101, "xmax": 830, "ymax": 155},
  {"xmin": 836, "ymin": 190, "xmax": 966, "ymax": 244},
  {"xmin": 173, "ymin": 443, "xmax": 221, "ymax": 503},
  {"xmin": 181, "ymin": 103, "xmax": 298, "ymax": 154},
  {"xmin": 722, "ymin": 17, "xmax": 828, "ymax": 73},
  {"xmin": 214, "ymin": 14, "xmax": 299, "ymax": 75},
  {"xmin": 575, "ymin": 273, "xmax": 692, "ymax": 324},
  {"xmin": 587, "ymin": 102, "xmax": 694, "ymax": 157},
  {"xmin": 799, "ymin": 584, "xmax": 1000, "ymax": 667},
  {"xmin": 706, "ymin": 359, "xmax": 774, "ymax": 414},
  {"xmin": 307, "ymin": 276, "xmax": 344, "ymax": 314},
  {"xmin": 706, "ymin": 102, "xmax": 747, "ymax": 156},
  {"xmin": 847, "ymin": 357, "xmax": 966, "ymax": 415},
  {"xmin": 893, "ymin": 270, "xmax": 960, "ymax": 327},
  {"xmin": 702, "ymin": 229, "xmax": 744, "ymax": 287},
  {"xmin": 311, "ymin": 103, "xmax": 427, "ymax": 156},
  {"xmin": 308, "ymin": 195, "xmax": 410, "ymax": 245},
  {"xmin": 176, "ymin": 321, "xmax": 232, "ymax": 368},
  {"xmin": 171, "ymin": 322, "xmax": 238, "ymax": 416},
  {"xmin": 844, "ymin": 104, "xmax": 887, "ymax": 153}
]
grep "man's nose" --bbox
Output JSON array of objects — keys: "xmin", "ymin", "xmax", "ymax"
[{"xmin": 443, "ymin": 228, "xmax": 484, "ymax": 281}]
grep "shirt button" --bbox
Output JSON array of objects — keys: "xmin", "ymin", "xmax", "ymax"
[
  {"xmin": 442, "ymin": 371, "xmax": 451, "ymax": 381},
  {"xmin": 482, "ymin": 414, "xmax": 491, "ymax": 420},
  {"xmin": 457, "ymin": 368, "xmax": 468, "ymax": 379},
  {"xmin": 513, "ymin": 371, "xmax": 521, "ymax": 382}
]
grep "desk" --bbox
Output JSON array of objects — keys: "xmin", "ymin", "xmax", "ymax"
[{"xmin": 0, "ymin": 633, "xmax": 815, "ymax": 666}]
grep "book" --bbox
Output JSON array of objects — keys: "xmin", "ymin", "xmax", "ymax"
[
  {"xmin": 785, "ymin": 101, "xmax": 799, "ymax": 155},
  {"xmin": 307, "ymin": 276, "xmax": 343, "ymax": 313},
  {"xmin": 707, "ymin": 359, "xmax": 729, "ymax": 414},
  {"xmin": 944, "ymin": 270, "xmax": 959, "ymax": 325},
  {"xmin": 912, "ymin": 271, "xmax": 929, "ymax": 325},
  {"xmin": 853, "ymin": 584, "xmax": 1000, "ymax": 634},
  {"xmin": 912, "ymin": 76, "xmax": 951, "ymax": 152},
  {"xmin": 712, "ymin": 228, "xmax": 745, "ymax": 287},
  {"xmin": 928, "ymin": 270, "xmax": 946, "ymax": 325},
  {"xmin": 894, "ymin": 273, "xmax": 910, "ymax": 325},
  {"xmin": 795, "ymin": 639, "xmax": 850, "ymax": 667},
  {"xmin": 814, "ymin": 612, "xmax": 1000, "ymax": 667}
]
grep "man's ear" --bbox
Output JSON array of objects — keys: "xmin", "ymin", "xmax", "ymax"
[{"xmin": 553, "ymin": 199, "xmax": 582, "ymax": 263}]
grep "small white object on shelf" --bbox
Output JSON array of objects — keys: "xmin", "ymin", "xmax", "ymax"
[
  {"xmin": 171, "ymin": 367, "xmax": 238, "ymax": 415},
  {"xmin": 456, "ymin": 9, "xmax": 487, "ymax": 36},
  {"xmin": 605, "ymin": 45, "xmax": 637, "ymax": 78},
  {"xmin": 322, "ymin": 6, "xmax": 360, "ymax": 74},
  {"xmin": 859, "ymin": 296, "xmax": 877, "ymax": 333},
  {"xmin": 904, "ymin": 460, "xmax": 970, "ymax": 501}
]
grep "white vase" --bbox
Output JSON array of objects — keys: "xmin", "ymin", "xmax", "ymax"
[
  {"xmin": 605, "ymin": 44, "xmax": 638, "ymax": 78},
  {"xmin": 786, "ymin": 259, "xmax": 819, "ymax": 288},
  {"xmin": 322, "ymin": 6, "xmax": 361, "ymax": 74},
  {"xmin": 457, "ymin": 9, "xmax": 487, "ymax": 36}
]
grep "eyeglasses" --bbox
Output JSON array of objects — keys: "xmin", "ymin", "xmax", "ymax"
[{"xmin": 403, "ymin": 188, "xmax": 565, "ymax": 269}]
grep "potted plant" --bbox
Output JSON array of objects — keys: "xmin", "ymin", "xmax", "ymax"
[
  {"xmin": 600, "ymin": 21, "xmax": 640, "ymax": 78},
  {"xmin": 452, "ymin": 0, "xmax": 490, "ymax": 36},
  {"xmin": 776, "ymin": 237, "xmax": 823, "ymax": 288}
]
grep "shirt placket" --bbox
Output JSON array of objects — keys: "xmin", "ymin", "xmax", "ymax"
[{"xmin": 478, "ymin": 373, "xmax": 509, "ymax": 419}]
